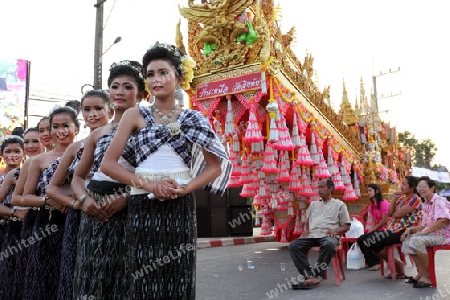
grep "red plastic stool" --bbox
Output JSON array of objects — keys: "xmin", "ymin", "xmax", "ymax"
[
  {"xmin": 308, "ymin": 245, "xmax": 345, "ymax": 286},
  {"xmin": 427, "ymin": 245, "xmax": 450, "ymax": 287},
  {"xmin": 380, "ymin": 243, "xmax": 406, "ymax": 280}
]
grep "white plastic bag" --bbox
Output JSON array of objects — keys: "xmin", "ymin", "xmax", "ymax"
[
  {"xmin": 346, "ymin": 243, "xmax": 365, "ymax": 270},
  {"xmin": 345, "ymin": 217, "xmax": 364, "ymax": 238}
]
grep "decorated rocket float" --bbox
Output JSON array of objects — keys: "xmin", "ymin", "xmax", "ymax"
[{"xmin": 177, "ymin": 0, "xmax": 411, "ymax": 242}]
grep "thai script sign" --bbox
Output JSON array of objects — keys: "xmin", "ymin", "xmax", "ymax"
[{"xmin": 196, "ymin": 72, "xmax": 261, "ymax": 100}]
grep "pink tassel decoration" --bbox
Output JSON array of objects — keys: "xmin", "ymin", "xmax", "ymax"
[
  {"xmin": 291, "ymin": 112, "xmax": 301, "ymax": 148},
  {"xmin": 269, "ymin": 118, "xmax": 278, "ymax": 141},
  {"xmin": 240, "ymin": 183, "xmax": 256, "ymax": 198},
  {"xmin": 309, "ymin": 131, "xmax": 320, "ymax": 165},
  {"xmin": 280, "ymin": 229, "xmax": 287, "ymax": 243},
  {"xmin": 239, "ymin": 155, "xmax": 252, "ymax": 184},
  {"xmin": 254, "ymin": 215, "xmax": 261, "ymax": 226},
  {"xmin": 261, "ymin": 142, "xmax": 279, "ymax": 173},
  {"xmin": 253, "ymin": 195, "xmax": 264, "ymax": 206},
  {"xmin": 229, "ymin": 149, "xmax": 242, "ymax": 177},
  {"xmin": 232, "ymin": 132, "xmax": 240, "ymax": 153},
  {"xmin": 287, "ymin": 203, "xmax": 294, "ymax": 216},
  {"xmin": 294, "ymin": 133, "xmax": 314, "ymax": 167},
  {"xmin": 343, "ymin": 183, "xmax": 358, "ymax": 201},
  {"xmin": 273, "ymin": 113, "xmax": 295, "ymax": 151},
  {"xmin": 299, "ymin": 167, "xmax": 313, "ymax": 197},
  {"xmin": 313, "ymin": 151, "xmax": 331, "ymax": 178},
  {"xmin": 293, "ymin": 213, "xmax": 303, "ymax": 235},
  {"xmin": 270, "ymin": 195, "xmax": 278, "ymax": 209},
  {"xmin": 261, "ymin": 68, "xmax": 268, "ymax": 95},
  {"xmin": 251, "ymin": 140, "xmax": 264, "ymax": 153},
  {"xmin": 260, "ymin": 211, "xmax": 272, "ymax": 235},
  {"xmin": 341, "ymin": 157, "xmax": 356, "ymax": 199},
  {"xmin": 333, "ymin": 171, "xmax": 345, "ymax": 191},
  {"xmin": 276, "ymin": 151, "xmax": 291, "ymax": 183},
  {"xmin": 340, "ymin": 157, "xmax": 351, "ymax": 185},
  {"xmin": 288, "ymin": 166, "xmax": 302, "ymax": 192},
  {"xmin": 225, "ymin": 96, "xmax": 235, "ymax": 135},
  {"xmin": 266, "ymin": 173, "xmax": 277, "ymax": 184},
  {"xmin": 310, "ymin": 179, "xmax": 320, "ymax": 202},
  {"xmin": 227, "ymin": 176, "xmax": 242, "ymax": 187},
  {"xmin": 244, "ymin": 109, "xmax": 264, "ymax": 144},
  {"xmin": 213, "ymin": 113, "xmax": 224, "ymax": 143},
  {"xmin": 326, "ymin": 142, "xmax": 339, "ymax": 176}
]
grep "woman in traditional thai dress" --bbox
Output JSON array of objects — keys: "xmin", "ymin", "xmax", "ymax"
[
  {"xmin": 70, "ymin": 60, "xmax": 147, "ymax": 299},
  {"xmin": 101, "ymin": 42, "xmax": 231, "ymax": 299},
  {"xmin": 0, "ymin": 136, "xmax": 25, "ymax": 245},
  {"xmin": 46, "ymin": 90, "xmax": 111, "ymax": 300},
  {"xmin": 10, "ymin": 121, "xmax": 51, "ymax": 299},
  {"xmin": 19, "ymin": 107, "xmax": 79, "ymax": 300},
  {"xmin": 0, "ymin": 129, "xmax": 44, "ymax": 299}
]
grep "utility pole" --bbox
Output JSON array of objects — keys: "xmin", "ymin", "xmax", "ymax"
[
  {"xmin": 93, "ymin": 0, "xmax": 105, "ymax": 90},
  {"xmin": 372, "ymin": 67, "xmax": 401, "ymax": 112},
  {"xmin": 370, "ymin": 66, "xmax": 401, "ymax": 172}
]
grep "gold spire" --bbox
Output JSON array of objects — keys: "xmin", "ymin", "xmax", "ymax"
[{"xmin": 340, "ymin": 79, "xmax": 357, "ymax": 126}]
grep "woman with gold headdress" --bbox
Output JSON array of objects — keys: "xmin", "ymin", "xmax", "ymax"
[
  {"xmin": 101, "ymin": 42, "xmax": 231, "ymax": 299},
  {"xmin": 70, "ymin": 61, "xmax": 148, "ymax": 299}
]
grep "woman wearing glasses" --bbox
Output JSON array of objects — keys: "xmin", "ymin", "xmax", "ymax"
[{"xmin": 401, "ymin": 176, "xmax": 450, "ymax": 288}]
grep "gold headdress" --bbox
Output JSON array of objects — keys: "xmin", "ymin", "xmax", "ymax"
[{"xmin": 109, "ymin": 60, "xmax": 144, "ymax": 80}]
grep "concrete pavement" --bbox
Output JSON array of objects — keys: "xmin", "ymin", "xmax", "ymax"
[{"xmin": 196, "ymin": 241, "xmax": 450, "ymax": 300}]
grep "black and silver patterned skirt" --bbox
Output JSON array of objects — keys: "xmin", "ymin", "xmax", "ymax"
[
  {"xmin": 0, "ymin": 218, "xmax": 23, "ymax": 299},
  {"xmin": 72, "ymin": 191, "xmax": 128, "ymax": 300},
  {"xmin": 126, "ymin": 193, "xmax": 197, "ymax": 300},
  {"xmin": 12, "ymin": 208, "xmax": 39, "ymax": 299},
  {"xmin": 56, "ymin": 208, "xmax": 80, "ymax": 300}
]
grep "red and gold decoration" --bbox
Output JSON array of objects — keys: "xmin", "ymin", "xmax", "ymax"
[{"xmin": 178, "ymin": 0, "xmax": 411, "ymax": 242}]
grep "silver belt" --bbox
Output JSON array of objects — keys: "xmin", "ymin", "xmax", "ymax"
[{"xmin": 130, "ymin": 170, "xmax": 191, "ymax": 195}]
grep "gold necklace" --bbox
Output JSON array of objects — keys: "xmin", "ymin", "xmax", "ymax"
[{"xmin": 152, "ymin": 105, "xmax": 179, "ymax": 125}]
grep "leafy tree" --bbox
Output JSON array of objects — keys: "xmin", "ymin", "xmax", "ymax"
[
  {"xmin": 418, "ymin": 139, "xmax": 437, "ymax": 168},
  {"xmin": 398, "ymin": 131, "xmax": 438, "ymax": 168}
]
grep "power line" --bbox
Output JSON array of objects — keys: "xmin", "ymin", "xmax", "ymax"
[{"xmin": 103, "ymin": 0, "xmax": 118, "ymax": 31}]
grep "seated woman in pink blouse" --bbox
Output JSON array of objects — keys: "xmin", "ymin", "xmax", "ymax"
[
  {"xmin": 357, "ymin": 183, "xmax": 390, "ymax": 271},
  {"xmin": 401, "ymin": 176, "xmax": 450, "ymax": 288}
]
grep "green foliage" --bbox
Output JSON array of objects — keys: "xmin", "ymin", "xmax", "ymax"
[{"xmin": 398, "ymin": 131, "xmax": 438, "ymax": 168}]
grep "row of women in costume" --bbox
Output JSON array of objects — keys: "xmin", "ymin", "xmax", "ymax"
[{"xmin": 0, "ymin": 43, "xmax": 232, "ymax": 299}]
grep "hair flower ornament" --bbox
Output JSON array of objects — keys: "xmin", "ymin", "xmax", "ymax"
[{"xmin": 180, "ymin": 56, "xmax": 196, "ymax": 90}]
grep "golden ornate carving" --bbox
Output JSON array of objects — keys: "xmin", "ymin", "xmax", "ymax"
[
  {"xmin": 181, "ymin": 0, "xmax": 364, "ymax": 154},
  {"xmin": 323, "ymin": 85, "xmax": 331, "ymax": 106},
  {"xmin": 340, "ymin": 82, "xmax": 358, "ymax": 126},
  {"xmin": 302, "ymin": 53, "xmax": 314, "ymax": 80},
  {"xmin": 191, "ymin": 63, "xmax": 260, "ymax": 86},
  {"xmin": 179, "ymin": 0, "xmax": 255, "ymax": 74},
  {"xmin": 175, "ymin": 20, "xmax": 187, "ymax": 55},
  {"xmin": 187, "ymin": 20, "xmax": 205, "ymax": 67}
]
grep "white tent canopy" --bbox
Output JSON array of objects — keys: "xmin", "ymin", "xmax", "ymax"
[{"xmin": 411, "ymin": 167, "xmax": 450, "ymax": 183}]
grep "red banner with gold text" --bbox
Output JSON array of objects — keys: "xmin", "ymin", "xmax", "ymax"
[{"xmin": 196, "ymin": 72, "xmax": 261, "ymax": 100}]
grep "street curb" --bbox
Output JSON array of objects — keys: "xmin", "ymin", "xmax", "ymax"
[{"xmin": 197, "ymin": 235, "xmax": 276, "ymax": 249}]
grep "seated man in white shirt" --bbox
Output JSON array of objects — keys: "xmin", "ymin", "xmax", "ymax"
[{"xmin": 289, "ymin": 178, "xmax": 351, "ymax": 290}]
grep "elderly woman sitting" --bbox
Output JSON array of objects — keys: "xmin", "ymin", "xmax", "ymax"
[{"xmin": 401, "ymin": 176, "xmax": 450, "ymax": 288}]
